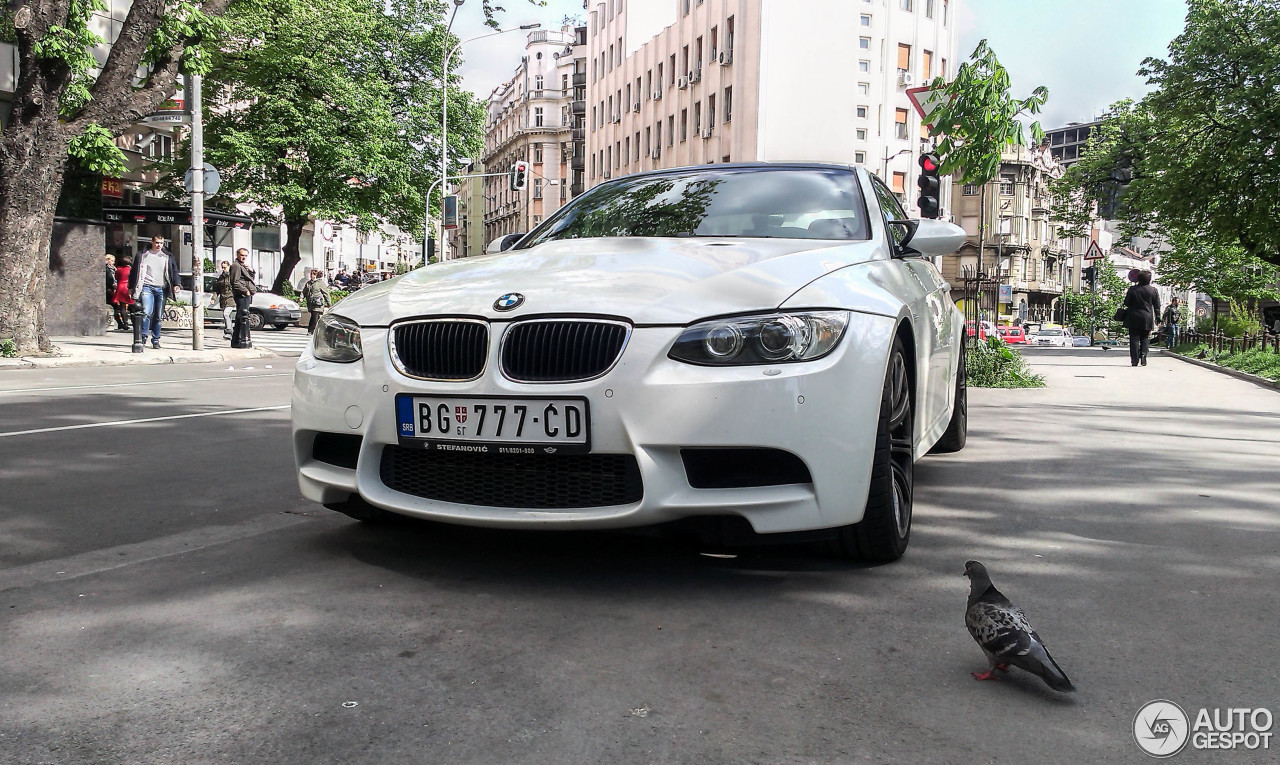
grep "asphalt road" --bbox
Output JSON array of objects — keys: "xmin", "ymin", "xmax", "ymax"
[{"xmin": 1, "ymin": 350, "xmax": 1277, "ymax": 764}]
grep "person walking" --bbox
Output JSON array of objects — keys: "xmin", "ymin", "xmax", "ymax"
[
  {"xmin": 1162, "ymin": 297, "xmax": 1182, "ymax": 349},
  {"xmin": 229, "ymin": 248, "xmax": 257, "ymax": 348},
  {"xmin": 104, "ymin": 253, "xmax": 117, "ymax": 312},
  {"xmin": 212, "ymin": 260, "xmax": 235, "ymax": 339},
  {"xmin": 1122, "ymin": 269, "xmax": 1161, "ymax": 366},
  {"xmin": 111, "ymin": 255, "xmax": 134, "ymax": 330},
  {"xmin": 301, "ymin": 269, "xmax": 332, "ymax": 335},
  {"xmin": 128, "ymin": 235, "xmax": 179, "ymax": 349}
]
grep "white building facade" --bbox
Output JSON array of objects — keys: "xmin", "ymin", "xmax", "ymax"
[{"xmin": 584, "ymin": 0, "xmax": 960, "ymax": 214}]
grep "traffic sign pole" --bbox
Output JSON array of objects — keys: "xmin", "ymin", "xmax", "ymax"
[{"xmin": 190, "ymin": 74, "xmax": 204, "ymax": 351}]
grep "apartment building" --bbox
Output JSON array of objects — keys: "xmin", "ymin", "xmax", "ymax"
[
  {"xmin": 945, "ymin": 146, "xmax": 1084, "ymax": 324},
  {"xmin": 482, "ymin": 27, "xmax": 588, "ymax": 245},
  {"xmin": 1045, "ymin": 120, "xmax": 1100, "ymax": 168},
  {"xmin": 583, "ymin": 0, "xmax": 958, "ymax": 213}
]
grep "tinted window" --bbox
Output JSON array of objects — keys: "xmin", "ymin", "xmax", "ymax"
[{"xmin": 521, "ymin": 168, "xmax": 870, "ymax": 246}]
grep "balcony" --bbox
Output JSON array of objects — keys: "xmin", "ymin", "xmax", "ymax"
[
  {"xmin": 571, "ymin": 182, "xmax": 585, "ymax": 197},
  {"xmin": 572, "ymin": 127, "xmax": 585, "ymax": 142},
  {"xmin": 571, "ymin": 100, "xmax": 586, "ymax": 116},
  {"xmin": 571, "ymin": 154, "xmax": 585, "ymax": 170},
  {"xmin": 573, "ymin": 72, "xmax": 586, "ymax": 87}
]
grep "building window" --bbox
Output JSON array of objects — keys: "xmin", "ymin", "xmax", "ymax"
[
  {"xmin": 535, "ymin": 107, "xmax": 544, "ymax": 127},
  {"xmin": 608, "ymin": 45, "xmax": 614, "ymax": 71},
  {"xmin": 941, "ymin": 57, "xmax": 947, "ymax": 77},
  {"xmin": 625, "ymin": 137, "xmax": 630, "ymax": 164},
  {"xmin": 727, "ymin": 16, "xmax": 734, "ymax": 54},
  {"xmin": 922, "ymin": 50, "xmax": 932, "ymax": 79},
  {"xmin": 535, "ymin": 75, "xmax": 544, "ymax": 91},
  {"xmin": 856, "ymin": 106, "xmax": 867, "ymax": 119},
  {"xmin": 668, "ymin": 115, "xmax": 675, "ymax": 146},
  {"xmin": 724, "ymin": 86, "xmax": 732, "ymax": 121},
  {"xmin": 670, "ymin": 54, "xmax": 677, "ymax": 85},
  {"xmin": 900, "ymin": 0, "xmax": 912, "ymax": 10},
  {"xmin": 682, "ymin": 45, "xmax": 690, "ymax": 76},
  {"xmin": 710, "ymin": 26, "xmax": 718, "ymax": 59},
  {"xmin": 693, "ymin": 102, "xmax": 701, "ymax": 134},
  {"xmin": 645, "ymin": 126, "xmax": 651, "ymax": 156},
  {"xmin": 962, "ymin": 184, "xmax": 979, "ymax": 196},
  {"xmin": 534, "ymin": 179, "xmax": 543, "ymax": 199},
  {"xmin": 656, "ymin": 120, "xmax": 663, "ymax": 148},
  {"xmin": 681, "ymin": 109, "xmax": 688, "ymax": 141},
  {"xmin": 635, "ymin": 131, "xmax": 641, "ymax": 160},
  {"xmin": 897, "ymin": 44, "xmax": 911, "ymax": 74},
  {"xmin": 926, "ymin": 0, "xmax": 935, "ymax": 17},
  {"xmin": 1000, "ymin": 174, "xmax": 1015, "ymax": 195},
  {"xmin": 657, "ymin": 62, "xmax": 664, "ymax": 92},
  {"xmin": 858, "ymin": 82, "xmax": 870, "ymax": 96},
  {"xmin": 696, "ymin": 36, "xmax": 703, "ymax": 71},
  {"xmin": 859, "ymin": 37, "xmax": 871, "ymax": 50},
  {"xmin": 856, "ymin": 128, "xmax": 867, "ymax": 140},
  {"xmin": 892, "ymin": 172, "xmax": 906, "ymax": 194},
  {"xmin": 943, "ymin": 0, "xmax": 949, "ymax": 25},
  {"xmin": 707, "ymin": 94, "xmax": 716, "ymax": 128},
  {"xmin": 534, "ymin": 144, "xmax": 543, "ymax": 163},
  {"xmin": 682, "ymin": 0, "xmax": 690, "ymax": 14},
  {"xmin": 895, "ymin": 108, "xmax": 909, "ymax": 139},
  {"xmin": 645, "ymin": 69, "xmax": 652, "ymax": 98},
  {"xmin": 860, "ymin": 14, "xmax": 871, "ymax": 26},
  {"xmin": 855, "ymin": 151, "xmax": 866, "ymax": 164},
  {"xmin": 859, "ymin": 59, "xmax": 870, "ymax": 73}
]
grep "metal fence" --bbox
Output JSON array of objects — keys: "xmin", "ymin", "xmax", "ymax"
[
  {"xmin": 958, "ymin": 265, "xmax": 999, "ymax": 342},
  {"xmin": 1180, "ymin": 330, "xmax": 1280, "ymax": 354}
]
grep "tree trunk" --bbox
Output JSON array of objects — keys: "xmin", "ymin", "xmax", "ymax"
[
  {"xmin": 0, "ymin": 123, "xmax": 71, "ymax": 354},
  {"xmin": 272, "ymin": 217, "xmax": 308, "ymax": 295}
]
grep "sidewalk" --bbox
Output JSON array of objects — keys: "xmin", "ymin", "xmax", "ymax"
[{"xmin": 0, "ymin": 327, "xmax": 275, "ymax": 370}]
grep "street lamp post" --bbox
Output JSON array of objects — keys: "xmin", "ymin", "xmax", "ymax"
[
  {"xmin": 881, "ymin": 147, "xmax": 913, "ymax": 182},
  {"xmin": 433, "ymin": 11, "xmax": 541, "ymax": 262}
]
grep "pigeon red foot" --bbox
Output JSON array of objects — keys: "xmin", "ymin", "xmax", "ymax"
[{"xmin": 972, "ymin": 670, "xmax": 1001, "ymax": 681}]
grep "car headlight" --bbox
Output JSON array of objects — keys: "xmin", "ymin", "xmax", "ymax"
[
  {"xmin": 313, "ymin": 313, "xmax": 363, "ymax": 363},
  {"xmin": 669, "ymin": 311, "xmax": 850, "ymax": 366}
]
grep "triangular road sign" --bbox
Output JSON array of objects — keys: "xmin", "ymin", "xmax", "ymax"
[
  {"xmin": 906, "ymin": 85, "xmax": 950, "ymax": 128},
  {"xmin": 1084, "ymin": 240, "xmax": 1106, "ymax": 261}
]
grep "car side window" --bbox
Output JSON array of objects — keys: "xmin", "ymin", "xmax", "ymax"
[{"xmin": 869, "ymin": 176, "xmax": 909, "ymax": 247}]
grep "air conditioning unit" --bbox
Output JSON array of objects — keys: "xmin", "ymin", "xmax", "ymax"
[
  {"xmin": 633, "ymin": 101, "xmax": 641, "ymax": 112},
  {"xmin": 701, "ymin": 128, "xmax": 714, "ymax": 139},
  {"xmin": 678, "ymin": 76, "xmax": 688, "ymax": 90},
  {"xmin": 688, "ymin": 69, "xmax": 702, "ymax": 83},
  {"xmin": 612, "ymin": 114, "xmax": 621, "ymax": 124},
  {"xmin": 899, "ymin": 71, "xmax": 916, "ymax": 87},
  {"xmin": 653, "ymin": 89, "xmax": 663, "ymax": 101},
  {"xmin": 651, "ymin": 148, "xmax": 661, "ymax": 159},
  {"xmin": 718, "ymin": 50, "xmax": 733, "ymax": 65}
]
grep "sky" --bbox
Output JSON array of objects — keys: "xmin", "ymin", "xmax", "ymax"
[{"xmin": 453, "ymin": 0, "xmax": 1189, "ymax": 128}]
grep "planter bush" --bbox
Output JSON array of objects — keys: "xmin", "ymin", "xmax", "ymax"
[{"xmin": 967, "ymin": 336, "xmax": 1046, "ymax": 388}]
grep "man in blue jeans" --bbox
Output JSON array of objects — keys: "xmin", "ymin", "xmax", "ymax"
[
  {"xmin": 1163, "ymin": 297, "xmax": 1182, "ymax": 348},
  {"xmin": 127, "ymin": 235, "xmax": 180, "ymax": 349}
]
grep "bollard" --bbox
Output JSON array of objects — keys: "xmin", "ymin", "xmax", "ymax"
[{"xmin": 129, "ymin": 301, "xmax": 145, "ymax": 353}]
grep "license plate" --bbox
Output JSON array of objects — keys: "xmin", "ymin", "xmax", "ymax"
[{"xmin": 395, "ymin": 394, "xmax": 590, "ymax": 455}]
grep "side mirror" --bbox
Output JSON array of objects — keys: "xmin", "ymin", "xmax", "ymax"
[
  {"xmin": 889, "ymin": 219, "xmax": 965, "ymax": 257},
  {"xmin": 484, "ymin": 232, "xmax": 526, "ymax": 255}
]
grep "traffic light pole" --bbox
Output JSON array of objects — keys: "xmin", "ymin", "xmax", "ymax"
[{"xmin": 423, "ymin": 171, "xmax": 510, "ymax": 262}]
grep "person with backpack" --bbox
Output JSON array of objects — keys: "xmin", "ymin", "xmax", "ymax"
[
  {"xmin": 301, "ymin": 269, "xmax": 333, "ymax": 335},
  {"xmin": 229, "ymin": 248, "xmax": 257, "ymax": 348}
]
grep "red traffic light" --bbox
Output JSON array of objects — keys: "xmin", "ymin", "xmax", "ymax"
[{"xmin": 919, "ymin": 153, "xmax": 941, "ymax": 173}]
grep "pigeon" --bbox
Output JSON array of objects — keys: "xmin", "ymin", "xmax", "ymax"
[{"xmin": 963, "ymin": 560, "xmax": 1076, "ymax": 693}]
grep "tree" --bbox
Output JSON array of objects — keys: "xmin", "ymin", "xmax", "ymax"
[
  {"xmin": 1157, "ymin": 230, "xmax": 1280, "ymax": 316},
  {"xmin": 175, "ymin": 0, "xmax": 488, "ymax": 294},
  {"xmin": 1054, "ymin": 1, "xmax": 1280, "ymax": 267},
  {"xmin": 0, "ymin": 0, "xmax": 233, "ymax": 353},
  {"xmin": 1063, "ymin": 257, "xmax": 1129, "ymax": 336},
  {"xmin": 925, "ymin": 40, "xmax": 1048, "ymax": 186}
]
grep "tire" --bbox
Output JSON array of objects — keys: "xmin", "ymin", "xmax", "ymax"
[
  {"xmin": 324, "ymin": 496, "xmax": 390, "ymax": 524},
  {"xmin": 929, "ymin": 341, "xmax": 968, "ymax": 454},
  {"xmin": 271, "ymin": 323, "xmax": 290, "ymax": 330},
  {"xmin": 830, "ymin": 336, "xmax": 914, "ymax": 562},
  {"xmin": 247, "ymin": 310, "xmax": 264, "ymax": 331}
]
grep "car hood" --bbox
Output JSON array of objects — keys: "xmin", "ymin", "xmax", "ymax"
[{"xmin": 332, "ymin": 237, "xmax": 881, "ymax": 326}]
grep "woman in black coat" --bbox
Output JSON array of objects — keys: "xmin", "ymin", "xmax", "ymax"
[{"xmin": 1122, "ymin": 269, "xmax": 1161, "ymax": 366}]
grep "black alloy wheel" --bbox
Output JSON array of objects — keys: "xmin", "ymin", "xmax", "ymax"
[{"xmin": 830, "ymin": 335, "xmax": 914, "ymax": 562}]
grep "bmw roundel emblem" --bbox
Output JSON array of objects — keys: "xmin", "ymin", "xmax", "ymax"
[{"xmin": 494, "ymin": 293, "xmax": 525, "ymax": 311}]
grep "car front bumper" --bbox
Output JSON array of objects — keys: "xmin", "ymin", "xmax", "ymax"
[
  {"xmin": 262, "ymin": 307, "xmax": 302, "ymax": 325},
  {"xmin": 291, "ymin": 312, "xmax": 896, "ymax": 535}
]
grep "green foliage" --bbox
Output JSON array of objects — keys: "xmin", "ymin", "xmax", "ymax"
[
  {"xmin": 278, "ymin": 281, "xmax": 298, "ymax": 300},
  {"xmin": 1, "ymin": 338, "xmax": 17, "ymax": 358},
  {"xmin": 145, "ymin": 1, "xmax": 230, "ymax": 75},
  {"xmin": 966, "ymin": 336, "xmax": 1046, "ymax": 388},
  {"xmin": 32, "ymin": 0, "xmax": 107, "ymax": 115},
  {"xmin": 1054, "ymin": 1, "xmax": 1280, "ymax": 267},
  {"xmin": 926, "ymin": 40, "xmax": 1049, "ymax": 185},
  {"xmin": 1062, "ymin": 256, "xmax": 1130, "ymax": 335},
  {"xmin": 330, "ymin": 289, "xmax": 351, "ymax": 304},
  {"xmin": 203, "ymin": 257, "xmax": 216, "ymax": 273},
  {"xmin": 1176, "ymin": 344, "xmax": 1280, "ymax": 382},
  {"xmin": 1049, "ymin": 99, "xmax": 1156, "ymax": 240},
  {"xmin": 1157, "ymin": 230, "xmax": 1280, "ymax": 308},
  {"xmin": 67, "ymin": 124, "xmax": 127, "ymax": 177}
]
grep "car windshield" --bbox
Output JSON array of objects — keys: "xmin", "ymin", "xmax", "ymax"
[
  {"xmin": 519, "ymin": 168, "xmax": 870, "ymax": 246},
  {"xmin": 1039, "ymin": 329, "xmax": 1063, "ymax": 336}
]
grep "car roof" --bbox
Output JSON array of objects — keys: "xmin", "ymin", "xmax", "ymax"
[{"xmin": 595, "ymin": 161, "xmax": 860, "ymax": 184}]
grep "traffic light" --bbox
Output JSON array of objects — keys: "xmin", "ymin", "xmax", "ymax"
[
  {"xmin": 1082, "ymin": 265, "xmax": 1096, "ymax": 288},
  {"xmin": 916, "ymin": 152, "xmax": 941, "ymax": 219},
  {"xmin": 510, "ymin": 160, "xmax": 529, "ymax": 191}
]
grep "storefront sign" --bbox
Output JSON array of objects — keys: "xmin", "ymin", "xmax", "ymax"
[
  {"xmin": 143, "ymin": 96, "xmax": 190, "ymax": 125},
  {"xmin": 101, "ymin": 177, "xmax": 125, "ymax": 199}
]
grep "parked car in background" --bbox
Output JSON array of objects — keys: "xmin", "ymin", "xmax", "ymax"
[
  {"xmin": 1072, "ymin": 335, "xmax": 1091, "ymax": 347},
  {"xmin": 176, "ymin": 274, "xmax": 303, "ymax": 330},
  {"xmin": 965, "ymin": 320, "xmax": 999, "ymax": 341},
  {"xmin": 1030, "ymin": 327, "xmax": 1072, "ymax": 347},
  {"xmin": 996, "ymin": 326, "xmax": 1026, "ymax": 344}
]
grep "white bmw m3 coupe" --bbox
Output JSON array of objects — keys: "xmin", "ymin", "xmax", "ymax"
[{"xmin": 292, "ymin": 163, "xmax": 968, "ymax": 561}]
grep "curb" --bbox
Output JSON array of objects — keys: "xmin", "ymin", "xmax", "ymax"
[
  {"xmin": 1161, "ymin": 349, "xmax": 1280, "ymax": 392},
  {"xmin": 0, "ymin": 348, "xmax": 276, "ymax": 371}
]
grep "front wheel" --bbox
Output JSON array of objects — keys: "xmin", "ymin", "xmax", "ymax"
[
  {"xmin": 247, "ymin": 311, "xmax": 264, "ymax": 331},
  {"xmin": 830, "ymin": 336, "xmax": 914, "ymax": 562}
]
